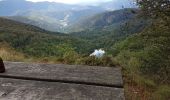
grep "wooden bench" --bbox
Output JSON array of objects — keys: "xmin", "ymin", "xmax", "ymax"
[{"xmin": 0, "ymin": 61, "xmax": 125, "ymax": 100}]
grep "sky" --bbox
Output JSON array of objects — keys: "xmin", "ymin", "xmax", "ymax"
[{"xmin": 26, "ymin": 0, "xmax": 113, "ymax": 4}]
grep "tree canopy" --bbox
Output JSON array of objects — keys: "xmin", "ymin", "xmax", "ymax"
[{"xmin": 136, "ymin": 0, "xmax": 170, "ymax": 23}]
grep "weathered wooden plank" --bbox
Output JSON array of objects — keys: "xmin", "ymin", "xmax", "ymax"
[
  {"xmin": 0, "ymin": 62, "xmax": 123, "ymax": 87},
  {"xmin": 0, "ymin": 78, "xmax": 125, "ymax": 100},
  {"xmin": 0, "ymin": 61, "xmax": 125, "ymax": 99}
]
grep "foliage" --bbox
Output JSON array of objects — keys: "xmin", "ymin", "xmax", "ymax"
[
  {"xmin": 0, "ymin": 17, "xmax": 95, "ymax": 57},
  {"xmin": 112, "ymin": 18, "xmax": 170, "ymax": 99},
  {"xmin": 76, "ymin": 56, "xmax": 116, "ymax": 67},
  {"xmin": 136, "ymin": 0, "xmax": 170, "ymax": 24}
]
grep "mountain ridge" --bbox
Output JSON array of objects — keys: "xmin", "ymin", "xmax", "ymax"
[{"xmin": 0, "ymin": 0, "xmax": 134, "ymax": 32}]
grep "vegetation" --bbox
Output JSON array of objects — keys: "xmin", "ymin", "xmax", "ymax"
[
  {"xmin": 113, "ymin": 22, "xmax": 170, "ymax": 99},
  {"xmin": 0, "ymin": 17, "xmax": 93, "ymax": 56},
  {"xmin": 0, "ymin": 17, "xmax": 116, "ymax": 66},
  {"xmin": 111, "ymin": 0, "xmax": 170, "ymax": 99},
  {"xmin": 137, "ymin": 0, "xmax": 170, "ymax": 21}
]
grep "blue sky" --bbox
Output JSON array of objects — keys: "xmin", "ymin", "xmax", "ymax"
[{"xmin": 26, "ymin": 0, "xmax": 114, "ymax": 4}]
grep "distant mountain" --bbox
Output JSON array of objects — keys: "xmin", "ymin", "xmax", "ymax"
[
  {"xmin": 99, "ymin": 0, "xmax": 136, "ymax": 11},
  {"xmin": 0, "ymin": 0, "xmax": 77, "ymax": 16},
  {"xmin": 0, "ymin": 0, "xmax": 134, "ymax": 32},
  {"xmin": 6, "ymin": 7, "xmax": 105, "ymax": 32},
  {"xmin": 0, "ymin": 0, "xmax": 103, "ymax": 32},
  {"xmin": 69, "ymin": 8, "xmax": 139, "ymax": 32},
  {"xmin": 71, "ymin": 8, "xmax": 149, "ymax": 50}
]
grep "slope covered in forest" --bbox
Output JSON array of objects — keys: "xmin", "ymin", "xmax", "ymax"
[{"xmin": 0, "ymin": 17, "xmax": 93, "ymax": 58}]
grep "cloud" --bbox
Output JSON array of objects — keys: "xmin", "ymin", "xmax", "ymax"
[
  {"xmin": 90, "ymin": 49, "xmax": 105, "ymax": 58},
  {"xmin": 26, "ymin": 0, "xmax": 112, "ymax": 4}
]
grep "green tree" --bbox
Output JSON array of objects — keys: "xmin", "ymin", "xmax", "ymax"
[{"xmin": 136, "ymin": 0, "xmax": 170, "ymax": 23}]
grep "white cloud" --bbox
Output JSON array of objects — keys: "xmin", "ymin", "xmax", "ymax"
[
  {"xmin": 26, "ymin": 0, "xmax": 112, "ymax": 4},
  {"xmin": 90, "ymin": 49, "xmax": 105, "ymax": 58}
]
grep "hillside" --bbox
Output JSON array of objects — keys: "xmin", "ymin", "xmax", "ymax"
[
  {"xmin": 0, "ymin": 8, "xmax": 147, "ymax": 65},
  {"xmin": 72, "ymin": 9, "xmax": 149, "ymax": 51},
  {"xmin": 113, "ymin": 19, "xmax": 170, "ymax": 100},
  {"xmin": 72, "ymin": 8, "xmax": 170, "ymax": 99},
  {"xmin": 2, "ymin": 9, "xmax": 148, "ymax": 56},
  {"xmin": 0, "ymin": 17, "xmax": 93, "ymax": 59},
  {"xmin": 69, "ymin": 8, "xmax": 140, "ymax": 32}
]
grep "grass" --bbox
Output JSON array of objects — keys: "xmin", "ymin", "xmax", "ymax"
[{"xmin": 0, "ymin": 43, "xmax": 25, "ymax": 61}]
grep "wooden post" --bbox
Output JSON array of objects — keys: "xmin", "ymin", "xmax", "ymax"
[{"xmin": 0, "ymin": 57, "xmax": 5, "ymax": 73}]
